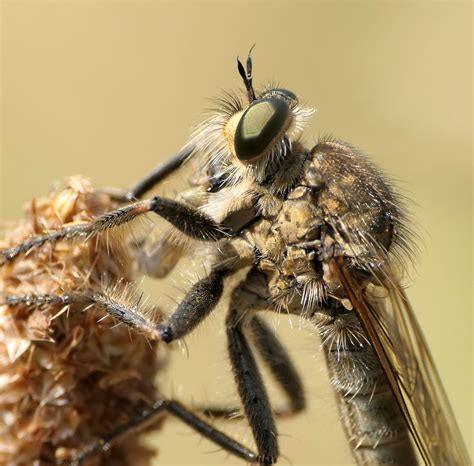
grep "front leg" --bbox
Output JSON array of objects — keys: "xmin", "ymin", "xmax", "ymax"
[
  {"xmin": 138, "ymin": 186, "xmax": 210, "ymax": 278},
  {"xmin": 0, "ymin": 195, "xmax": 229, "ymax": 265}
]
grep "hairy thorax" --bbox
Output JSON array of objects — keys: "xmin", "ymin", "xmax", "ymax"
[
  {"xmin": 236, "ymin": 158, "xmax": 330, "ymax": 313},
  {"xmin": 222, "ymin": 142, "xmax": 397, "ymax": 314}
]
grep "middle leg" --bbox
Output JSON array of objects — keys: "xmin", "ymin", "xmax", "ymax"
[{"xmin": 3, "ymin": 264, "xmax": 231, "ymax": 343}]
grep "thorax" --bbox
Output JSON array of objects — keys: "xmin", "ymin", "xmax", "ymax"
[{"xmin": 239, "ymin": 163, "xmax": 329, "ymax": 312}]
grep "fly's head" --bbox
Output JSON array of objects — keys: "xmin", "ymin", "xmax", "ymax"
[{"xmin": 189, "ymin": 50, "xmax": 314, "ymax": 189}]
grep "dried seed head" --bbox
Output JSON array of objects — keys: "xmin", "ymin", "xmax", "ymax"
[{"xmin": 0, "ymin": 177, "xmax": 166, "ymax": 466}]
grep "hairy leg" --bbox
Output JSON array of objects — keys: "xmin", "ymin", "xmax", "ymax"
[
  {"xmin": 202, "ymin": 314, "xmax": 306, "ymax": 420},
  {"xmin": 0, "ymin": 196, "xmax": 229, "ymax": 265},
  {"xmin": 251, "ymin": 315, "xmax": 306, "ymax": 414},
  {"xmin": 226, "ymin": 269, "xmax": 279, "ymax": 465},
  {"xmin": 52, "ymin": 398, "xmax": 257, "ymax": 465},
  {"xmin": 4, "ymin": 264, "xmax": 230, "ymax": 342}
]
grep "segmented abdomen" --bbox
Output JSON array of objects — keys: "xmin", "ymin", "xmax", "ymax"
[{"xmin": 315, "ymin": 309, "xmax": 418, "ymax": 465}]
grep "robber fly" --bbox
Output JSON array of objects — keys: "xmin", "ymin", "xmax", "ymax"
[{"xmin": 1, "ymin": 49, "xmax": 470, "ymax": 465}]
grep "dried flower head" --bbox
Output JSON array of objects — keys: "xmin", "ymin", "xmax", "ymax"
[{"xmin": 0, "ymin": 177, "xmax": 165, "ymax": 466}]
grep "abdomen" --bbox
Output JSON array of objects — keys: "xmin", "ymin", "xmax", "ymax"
[{"xmin": 314, "ymin": 308, "xmax": 418, "ymax": 465}]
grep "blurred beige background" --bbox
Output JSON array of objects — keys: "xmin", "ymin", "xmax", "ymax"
[{"xmin": 1, "ymin": 2, "xmax": 472, "ymax": 465}]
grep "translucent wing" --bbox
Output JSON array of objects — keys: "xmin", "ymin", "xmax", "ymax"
[{"xmin": 333, "ymin": 258, "xmax": 471, "ymax": 465}]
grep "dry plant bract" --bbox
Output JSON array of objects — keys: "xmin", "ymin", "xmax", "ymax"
[{"xmin": 0, "ymin": 177, "xmax": 165, "ymax": 466}]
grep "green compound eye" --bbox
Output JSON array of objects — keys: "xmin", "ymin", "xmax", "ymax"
[{"xmin": 234, "ymin": 97, "xmax": 290, "ymax": 162}]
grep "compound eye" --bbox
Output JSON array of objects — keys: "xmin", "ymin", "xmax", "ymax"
[
  {"xmin": 234, "ymin": 97, "xmax": 290, "ymax": 162},
  {"xmin": 273, "ymin": 88, "xmax": 298, "ymax": 102}
]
